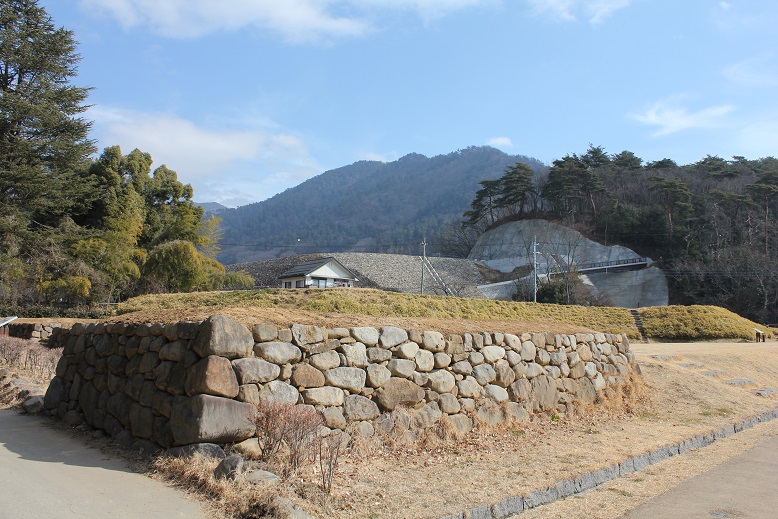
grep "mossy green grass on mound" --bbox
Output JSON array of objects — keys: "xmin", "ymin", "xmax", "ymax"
[
  {"xmin": 637, "ymin": 305, "xmax": 768, "ymax": 341},
  {"xmin": 116, "ymin": 288, "xmax": 767, "ymax": 342}
]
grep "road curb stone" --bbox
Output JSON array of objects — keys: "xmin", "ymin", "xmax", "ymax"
[{"xmin": 434, "ymin": 406, "xmax": 778, "ymax": 519}]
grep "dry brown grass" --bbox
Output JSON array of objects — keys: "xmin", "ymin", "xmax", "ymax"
[
  {"xmin": 152, "ymin": 454, "xmax": 278, "ymax": 519},
  {"xmin": 0, "ymin": 336, "xmax": 61, "ymax": 381},
  {"xmin": 114, "ymin": 287, "xmax": 640, "ymax": 337},
  {"xmin": 290, "ymin": 342, "xmax": 778, "ymax": 519}
]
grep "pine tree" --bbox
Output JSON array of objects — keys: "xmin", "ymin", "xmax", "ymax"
[{"xmin": 0, "ymin": 0, "xmax": 95, "ymax": 229}]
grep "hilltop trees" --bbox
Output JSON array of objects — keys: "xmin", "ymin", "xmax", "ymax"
[
  {"xmin": 464, "ymin": 161, "xmax": 537, "ymax": 226},
  {"xmin": 463, "ymin": 145, "xmax": 778, "ymax": 323}
]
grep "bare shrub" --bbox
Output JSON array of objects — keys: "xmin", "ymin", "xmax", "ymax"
[
  {"xmin": 0, "ymin": 336, "xmax": 61, "ymax": 380},
  {"xmin": 318, "ymin": 431, "xmax": 347, "ymax": 494},
  {"xmin": 254, "ymin": 402, "xmax": 324, "ymax": 477}
]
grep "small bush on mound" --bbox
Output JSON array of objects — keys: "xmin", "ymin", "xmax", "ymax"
[{"xmin": 638, "ymin": 305, "xmax": 764, "ymax": 341}]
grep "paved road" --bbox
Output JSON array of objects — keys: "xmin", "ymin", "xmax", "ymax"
[
  {"xmin": 622, "ymin": 434, "xmax": 778, "ymax": 518},
  {"xmin": 0, "ymin": 410, "xmax": 203, "ymax": 518}
]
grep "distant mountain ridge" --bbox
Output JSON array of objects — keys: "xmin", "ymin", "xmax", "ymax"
[
  {"xmin": 195, "ymin": 202, "xmax": 228, "ymax": 215},
  {"xmin": 216, "ymin": 146, "xmax": 547, "ymax": 264}
]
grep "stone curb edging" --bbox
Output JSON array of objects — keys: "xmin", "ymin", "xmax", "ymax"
[{"xmin": 437, "ymin": 406, "xmax": 778, "ymax": 519}]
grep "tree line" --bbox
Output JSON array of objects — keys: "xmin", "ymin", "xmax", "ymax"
[
  {"xmin": 0, "ymin": 0, "xmax": 252, "ymax": 315},
  {"xmin": 462, "ymin": 145, "xmax": 778, "ymax": 324}
]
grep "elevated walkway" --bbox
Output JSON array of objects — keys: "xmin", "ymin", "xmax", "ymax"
[{"xmin": 549, "ymin": 257, "xmax": 651, "ymax": 276}]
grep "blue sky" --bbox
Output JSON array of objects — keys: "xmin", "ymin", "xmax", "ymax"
[{"xmin": 41, "ymin": 1, "xmax": 778, "ymax": 207}]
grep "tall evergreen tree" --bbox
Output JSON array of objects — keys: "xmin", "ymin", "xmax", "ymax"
[
  {"xmin": 495, "ymin": 162, "xmax": 535, "ymax": 216},
  {"xmin": 0, "ymin": 0, "xmax": 95, "ymax": 230}
]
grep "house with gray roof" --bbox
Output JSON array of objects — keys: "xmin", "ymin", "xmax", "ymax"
[{"xmin": 278, "ymin": 257, "xmax": 358, "ymax": 289}]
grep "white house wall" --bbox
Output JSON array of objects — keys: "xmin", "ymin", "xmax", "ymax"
[{"xmin": 309, "ymin": 262, "xmax": 355, "ymax": 280}]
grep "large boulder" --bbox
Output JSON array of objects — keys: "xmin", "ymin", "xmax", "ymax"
[
  {"xmin": 258, "ymin": 380, "xmax": 300, "ymax": 405},
  {"xmin": 324, "ymin": 367, "xmax": 366, "ymax": 393},
  {"xmin": 43, "ymin": 376, "xmax": 66, "ymax": 410},
  {"xmin": 374, "ymin": 377, "xmax": 424, "ymax": 411},
  {"xmin": 290, "ymin": 364, "xmax": 325, "ymax": 388},
  {"xmin": 530, "ymin": 375, "xmax": 558, "ymax": 412},
  {"xmin": 302, "ymin": 387, "xmax": 345, "ymax": 406},
  {"xmin": 425, "ymin": 370, "xmax": 456, "ymax": 393},
  {"xmin": 379, "ymin": 326, "xmax": 408, "ymax": 348},
  {"xmin": 192, "ymin": 315, "xmax": 254, "ymax": 359},
  {"xmin": 343, "ymin": 395, "xmax": 380, "ymax": 422},
  {"xmin": 185, "ymin": 356, "xmax": 239, "ymax": 398},
  {"xmin": 291, "ymin": 324, "xmax": 325, "ymax": 349},
  {"xmin": 232, "ymin": 358, "xmax": 281, "ymax": 385},
  {"xmin": 170, "ymin": 394, "xmax": 256, "ymax": 445},
  {"xmin": 351, "ymin": 327, "xmax": 379, "ymax": 346},
  {"xmin": 254, "ymin": 342, "xmax": 302, "ymax": 365}
]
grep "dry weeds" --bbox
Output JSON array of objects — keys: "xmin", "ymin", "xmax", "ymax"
[{"xmin": 278, "ymin": 341, "xmax": 778, "ymax": 519}]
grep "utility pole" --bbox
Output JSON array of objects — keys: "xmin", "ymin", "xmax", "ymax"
[
  {"xmin": 533, "ymin": 238, "xmax": 537, "ymax": 303},
  {"xmin": 420, "ymin": 239, "xmax": 427, "ymax": 295}
]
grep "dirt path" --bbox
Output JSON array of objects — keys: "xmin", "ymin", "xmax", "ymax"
[{"xmin": 0, "ymin": 410, "xmax": 203, "ymax": 519}]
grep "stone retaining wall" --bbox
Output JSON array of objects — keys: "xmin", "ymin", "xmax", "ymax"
[
  {"xmin": 8, "ymin": 322, "xmax": 63, "ymax": 342},
  {"xmin": 43, "ymin": 315, "xmax": 637, "ymax": 451}
]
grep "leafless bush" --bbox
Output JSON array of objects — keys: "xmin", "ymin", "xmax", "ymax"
[
  {"xmin": 254, "ymin": 402, "xmax": 324, "ymax": 478},
  {"xmin": 0, "ymin": 336, "xmax": 61, "ymax": 380},
  {"xmin": 318, "ymin": 431, "xmax": 347, "ymax": 494}
]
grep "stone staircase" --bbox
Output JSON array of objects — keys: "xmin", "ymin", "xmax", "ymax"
[{"xmin": 630, "ymin": 309, "xmax": 650, "ymax": 343}]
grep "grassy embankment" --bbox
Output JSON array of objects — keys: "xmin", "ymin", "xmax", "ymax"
[{"xmin": 116, "ymin": 288, "xmax": 767, "ymax": 342}]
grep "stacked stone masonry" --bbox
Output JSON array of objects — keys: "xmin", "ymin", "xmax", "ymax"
[
  {"xmin": 43, "ymin": 315, "xmax": 637, "ymax": 450},
  {"xmin": 8, "ymin": 322, "xmax": 63, "ymax": 342}
]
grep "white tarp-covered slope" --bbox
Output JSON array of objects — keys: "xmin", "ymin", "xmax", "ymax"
[{"xmin": 469, "ymin": 220, "xmax": 668, "ymax": 307}]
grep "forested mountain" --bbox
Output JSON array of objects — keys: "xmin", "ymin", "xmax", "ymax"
[{"xmin": 216, "ymin": 146, "xmax": 547, "ymax": 264}]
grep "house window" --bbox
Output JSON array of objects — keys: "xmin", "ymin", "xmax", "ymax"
[
  {"xmin": 312, "ymin": 278, "xmax": 327, "ymax": 288},
  {"xmin": 283, "ymin": 281, "xmax": 292, "ymax": 288},
  {"xmin": 296, "ymin": 280, "xmax": 304, "ymax": 288}
]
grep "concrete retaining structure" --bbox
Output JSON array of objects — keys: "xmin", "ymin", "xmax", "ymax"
[{"xmin": 43, "ymin": 315, "xmax": 637, "ymax": 452}]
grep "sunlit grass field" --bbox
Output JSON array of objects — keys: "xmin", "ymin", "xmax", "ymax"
[{"xmin": 116, "ymin": 288, "xmax": 767, "ymax": 341}]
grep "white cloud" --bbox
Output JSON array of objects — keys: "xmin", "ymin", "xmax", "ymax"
[
  {"xmin": 719, "ymin": 1, "xmax": 731, "ymax": 10},
  {"xmin": 89, "ymin": 106, "xmax": 321, "ymax": 206},
  {"xmin": 724, "ymin": 54, "xmax": 778, "ymax": 87},
  {"xmin": 487, "ymin": 136, "xmax": 513, "ymax": 148},
  {"xmin": 526, "ymin": 0, "xmax": 631, "ymax": 24},
  {"xmin": 629, "ymin": 97, "xmax": 736, "ymax": 136},
  {"xmin": 77, "ymin": 0, "xmax": 494, "ymax": 41}
]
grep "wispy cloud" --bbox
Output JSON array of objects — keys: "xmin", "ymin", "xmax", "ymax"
[
  {"xmin": 723, "ymin": 54, "xmax": 778, "ymax": 87},
  {"xmin": 526, "ymin": 0, "xmax": 632, "ymax": 24},
  {"xmin": 77, "ymin": 0, "xmax": 494, "ymax": 41},
  {"xmin": 89, "ymin": 106, "xmax": 321, "ymax": 206},
  {"xmin": 487, "ymin": 136, "xmax": 513, "ymax": 148},
  {"xmin": 629, "ymin": 97, "xmax": 736, "ymax": 136}
]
